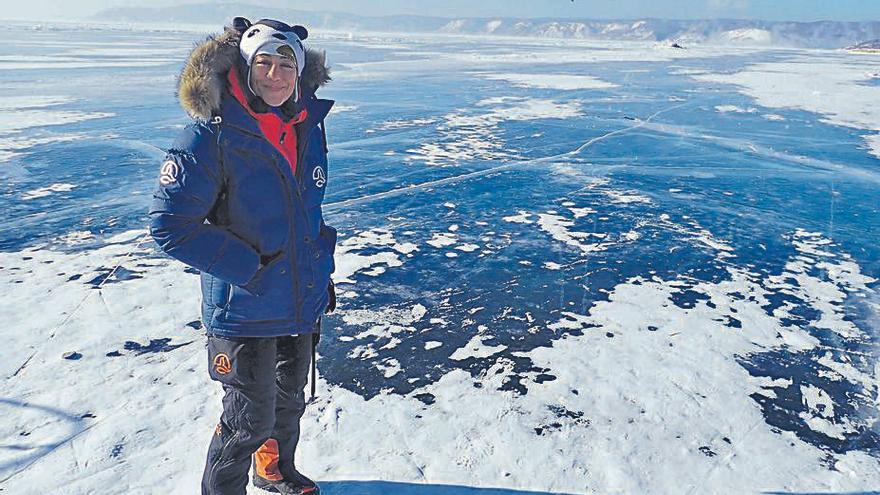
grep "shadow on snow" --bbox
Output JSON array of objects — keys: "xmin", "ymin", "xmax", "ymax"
[
  {"xmin": 319, "ymin": 481, "xmax": 581, "ymax": 495},
  {"xmin": 0, "ymin": 397, "xmax": 92, "ymax": 482},
  {"xmin": 763, "ymin": 492, "xmax": 880, "ymax": 495}
]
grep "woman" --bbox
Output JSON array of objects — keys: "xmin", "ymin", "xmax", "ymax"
[{"xmin": 149, "ymin": 16, "xmax": 336, "ymax": 495}]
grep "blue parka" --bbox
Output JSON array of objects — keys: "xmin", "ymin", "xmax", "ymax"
[{"xmin": 149, "ymin": 28, "xmax": 336, "ymax": 337}]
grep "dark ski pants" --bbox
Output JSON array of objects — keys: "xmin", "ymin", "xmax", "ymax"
[{"xmin": 201, "ymin": 333, "xmax": 312, "ymax": 495}]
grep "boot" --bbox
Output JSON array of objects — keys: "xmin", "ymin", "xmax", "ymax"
[{"xmin": 253, "ymin": 469, "xmax": 319, "ymax": 495}]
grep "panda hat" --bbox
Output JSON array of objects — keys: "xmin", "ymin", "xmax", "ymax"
[{"xmin": 234, "ymin": 17, "xmax": 308, "ymax": 102}]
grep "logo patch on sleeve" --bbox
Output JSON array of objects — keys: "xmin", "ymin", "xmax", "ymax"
[
  {"xmin": 312, "ymin": 166, "xmax": 326, "ymax": 188},
  {"xmin": 159, "ymin": 160, "xmax": 181, "ymax": 186}
]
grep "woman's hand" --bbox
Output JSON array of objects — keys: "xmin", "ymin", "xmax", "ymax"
[
  {"xmin": 241, "ymin": 251, "xmax": 283, "ymax": 296},
  {"xmin": 325, "ymin": 280, "xmax": 336, "ymax": 314}
]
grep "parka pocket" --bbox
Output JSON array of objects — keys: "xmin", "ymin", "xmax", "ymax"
[
  {"xmin": 202, "ymin": 273, "xmax": 232, "ymax": 309},
  {"xmin": 241, "ymin": 252, "xmax": 283, "ymax": 297},
  {"xmin": 220, "ymin": 253, "xmax": 296, "ymax": 325}
]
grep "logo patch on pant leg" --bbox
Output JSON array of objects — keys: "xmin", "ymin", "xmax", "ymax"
[{"xmin": 213, "ymin": 353, "xmax": 232, "ymax": 375}]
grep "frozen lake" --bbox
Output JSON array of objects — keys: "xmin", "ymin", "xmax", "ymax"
[{"xmin": 0, "ymin": 23, "xmax": 878, "ymax": 494}]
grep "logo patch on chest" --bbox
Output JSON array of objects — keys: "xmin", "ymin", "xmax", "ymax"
[{"xmin": 312, "ymin": 166, "xmax": 326, "ymax": 188}]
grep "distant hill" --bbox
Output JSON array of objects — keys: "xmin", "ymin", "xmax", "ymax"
[
  {"xmin": 93, "ymin": 4, "xmax": 880, "ymax": 49},
  {"xmin": 846, "ymin": 39, "xmax": 880, "ymax": 53}
]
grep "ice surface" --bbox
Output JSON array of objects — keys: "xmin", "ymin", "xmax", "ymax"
[
  {"xmin": 0, "ymin": 57, "xmax": 174, "ymax": 70},
  {"xmin": 0, "ymin": 109, "xmax": 114, "ymax": 134},
  {"xmin": 0, "ymin": 93, "xmax": 113, "ymax": 163},
  {"xmin": 480, "ymin": 73, "xmax": 617, "ymax": 90},
  {"xmin": 692, "ymin": 54, "xmax": 880, "ymax": 159},
  {"xmin": 0, "ymin": 96, "xmax": 75, "ymax": 110},
  {"xmin": 1, "ymin": 26, "xmax": 879, "ymax": 495},
  {"xmin": 866, "ymin": 134, "xmax": 880, "ymax": 159}
]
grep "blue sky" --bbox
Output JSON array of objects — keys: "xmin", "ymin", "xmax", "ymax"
[{"xmin": 4, "ymin": 0, "xmax": 876, "ymax": 22}]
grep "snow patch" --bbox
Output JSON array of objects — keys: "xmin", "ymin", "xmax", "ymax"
[
  {"xmin": 21, "ymin": 183, "xmax": 76, "ymax": 200},
  {"xmin": 449, "ymin": 333, "xmax": 508, "ymax": 360},
  {"xmin": 694, "ymin": 56, "xmax": 880, "ymax": 159},
  {"xmin": 715, "ymin": 105, "xmax": 758, "ymax": 114},
  {"xmin": 427, "ymin": 232, "xmax": 457, "ymax": 248},
  {"xmin": 334, "ymin": 229, "xmax": 411, "ymax": 284}
]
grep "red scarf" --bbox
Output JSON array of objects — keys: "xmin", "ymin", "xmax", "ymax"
[{"xmin": 227, "ymin": 69, "xmax": 308, "ymax": 175}]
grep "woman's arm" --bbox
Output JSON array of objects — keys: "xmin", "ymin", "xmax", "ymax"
[{"xmin": 148, "ymin": 123, "xmax": 261, "ymax": 285}]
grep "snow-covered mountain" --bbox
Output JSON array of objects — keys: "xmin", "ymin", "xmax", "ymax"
[
  {"xmin": 93, "ymin": 4, "xmax": 880, "ymax": 48},
  {"xmin": 847, "ymin": 39, "xmax": 880, "ymax": 52}
]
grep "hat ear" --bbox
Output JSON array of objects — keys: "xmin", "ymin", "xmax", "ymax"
[
  {"xmin": 232, "ymin": 17, "xmax": 252, "ymax": 33},
  {"xmin": 292, "ymin": 25, "xmax": 308, "ymax": 40}
]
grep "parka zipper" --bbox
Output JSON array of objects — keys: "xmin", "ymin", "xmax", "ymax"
[
  {"xmin": 221, "ymin": 122, "xmax": 301, "ymax": 323},
  {"xmin": 224, "ymin": 114, "xmax": 322, "ymax": 328},
  {"xmin": 280, "ymin": 119, "xmax": 319, "ymax": 326},
  {"xmin": 267, "ymin": 157, "xmax": 300, "ymax": 323},
  {"xmin": 294, "ymin": 121, "xmax": 310, "ymax": 187},
  {"xmin": 293, "ymin": 122, "xmax": 320, "ymax": 300},
  {"xmin": 293, "ymin": 119, "xmax": 319, "ymax": 239}
]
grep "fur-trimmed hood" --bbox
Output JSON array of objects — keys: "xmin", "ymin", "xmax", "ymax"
[{"xmin": 177, "ymin": 27, "xmax": 331, "ymax": 121}]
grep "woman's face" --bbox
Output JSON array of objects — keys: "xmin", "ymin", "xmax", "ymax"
[{"xmin": 249, "ymin": 53, "xmax": 297, "ymax": 107}]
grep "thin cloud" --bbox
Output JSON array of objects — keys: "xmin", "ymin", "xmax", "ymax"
[{"xmin": 708, "ymin": 0, "xmax": 751, "ymax": 11}]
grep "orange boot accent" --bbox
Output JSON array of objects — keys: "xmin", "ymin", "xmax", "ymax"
[{"xmin": 254, "ymin": 438, "xmax": 284, "ymax": 481}]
